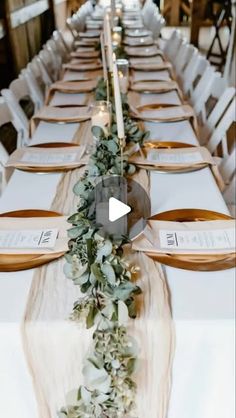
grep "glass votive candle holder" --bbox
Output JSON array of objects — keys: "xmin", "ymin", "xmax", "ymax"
[
  {"xmin": 90, "ymin": 101, "xmax": 112, "ymax": 137},
  {"xmin": 117, "ymin": 58, "xmax": 129, "ymax": 94},
  {"xmin": 112, "ymin": 26, "xmax": 122, "ymax": 45}
]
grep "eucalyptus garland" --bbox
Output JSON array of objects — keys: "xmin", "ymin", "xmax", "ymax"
[{"xmin": 59, "ymin": 75, "xmax": 149, "ymax": 418}]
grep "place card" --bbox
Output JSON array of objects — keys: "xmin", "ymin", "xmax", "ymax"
[
  {"xmin": 21, "ymin": 151, "xmax": 77, "ymax": 165},
  {"xmin": 159, "ymin": 228, "xmax": 235, "ymax": 251},
  {"xmin": 0, "ymin": 228, "xmax": 58, "ymax": 250}
]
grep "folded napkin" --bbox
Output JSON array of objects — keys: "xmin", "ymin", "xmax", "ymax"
[
  {"xmin": 63, "ymin": 61, "xmax": 102, "ymax": 72},
  {"xmin": 31, "ymin": 106, "xmax": 90, "ymax": 130},
  {"xmin": 129, "ymin": 146, "xmax": 215, "ymax": 170},
  {"xmin": 129, "ymin": 56, "xmax": 164, "ymax": 67},
  {"xmin": 0, "ymin": 216, "xmax": 68, "ymax": 255},
  {"xmin": 49, "ymin": 92, "xmax": 88, "ymax": 107},
  {"xmin": 125, "ymin": 46, "xmax": 164, "ymax": 58},
  {"xmin": 130, "ymin": 103, "xmax": 195, "ymax": 123},
  {"xmin": 46, "ymin": 80, "xmax": 96, "ymax": 104},
  {"xmin": 131, "ymin": 70, "xmax": 171, "ymax": 84},
  {"xmin": 125, "ymin": 29, "xmax": 152, "ymax": 37},
  {"xmin": 79, "ymin": 30, "xmax": 100, "ymax": 38},
  {"xmin": 130, "ymin": 80, "xmax": 181, "ymax": 95},
  {"xmin": 6, "ymin": 145, "xmax": 87, "ymax": 170},
  {"xmin": 132, "ymin": 219, "xmax": 236, "ymax": 255},
  {"xmin": 130, "ymin": 61, "xmax": 173, "ymax": 72},
  {"xmin": 74, "ymin": 39, "xmax": 99, "ymax": 47},
  {"xmin": 70, "ymin": 50, "xmax": 100, "ymax": 59},
  {"xmin": 124, "ymin": 36, "xmax": 154, "ymax": 47}
]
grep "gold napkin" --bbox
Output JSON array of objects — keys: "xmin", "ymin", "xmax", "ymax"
[
  {"xmin": 0, "ymin": 216, "xmax": 68, "ymax": 255},
  {"xmin": 125, "ymin": 45, "xmax": 164, "ymax": 57},
  {"xmin": 129, "ymin": 146, "xmax": 215, "ymax": 170},
  {"xmin": 6, "ymin": 145, "xmax": 87, "ymax": 170},
  {"xmin": 132, "ymin": 219, "xmax": 236, "ymax": 255},
  {"xmin": 46, "ymin": 80, "xmax": 96, "ymax": 104}
]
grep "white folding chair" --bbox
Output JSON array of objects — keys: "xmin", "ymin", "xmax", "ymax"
[
  {"xmin": 182, "ymin": 53, "xmax": 209, "ymax": 98},
  {"xmin": 0, "ymin": 98, "xmax": 27, "ymax": 161},
  {"xmin": 206, "ymin": 97, "xmax": 236, "ymax": 213},
  {"xmin": 44, "ymin": 40, "xmax": 62, "ymax": 80},
  {"xmin": 39, "ymin": 48, "xmax": 59, "ymax": 82},
  {"xmin": 53, "ymin": 30, "xmax": 71, "ymax": 62},
  {"xmin": 199, "ymin": 79, "xmax": 236, "ymax": 144},
  {"xmin": 174, "ymin": 41, "xmax": 197, "ymax": 77},
  {"xmin": 20, "ymin": 68, "xmax": 44, "ymax": 110},
  {"xmin": 163, "ymin": 29, "xmax": 182, "ymax": 62},
  {"xmin": 1, "ymin": 78, "xmax": 36, "ymax": 143}
]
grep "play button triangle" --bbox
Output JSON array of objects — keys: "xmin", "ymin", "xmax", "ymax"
[{"xmin": 109, "ymin": 197, "xmax": 131, "ymax": 222}]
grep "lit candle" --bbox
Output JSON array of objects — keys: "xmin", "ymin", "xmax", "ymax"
[
  {"xmin": 100, "ymin": 33, "xmax": 108, "ymax": 81},
  {"xmin": 112, "ymin": 26, "xmax": 122, "ymax": 45},
  {"xmin": 112, "ymin": 54, "xmax": 125, "ymax": 140},
  {"xmin": 91, "ymin": 101, "xmax": 112, "ymax": 135},
  {"xmin": 117, "ymin": 58, "xmax": 129, "ymax": 94}
]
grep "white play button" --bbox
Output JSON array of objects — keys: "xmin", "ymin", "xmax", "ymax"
[{"xmin": 109, "ymin": 197, "xmax": 131, "ymax": 222}]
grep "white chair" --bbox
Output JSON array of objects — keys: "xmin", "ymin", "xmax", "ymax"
[
  {"xmin": 206, "ymin": 97, "xmax": 236, "ymax": 213},
  {"xmin": 181, "ymin": 53, "xmax": 209, "ymax": 98},
  {"xmin": 198, "ymin": 77, "xmax": 236, "ymax": 144},
  {"xmin": 39, "ymin": 48, "xmax": 59, "ymax": 82},
  {"xmin": 53, "ymin": 30, "xmax": 71, "ymax": 62},
  {"xmin": 174, "ymin": 41, "xmax": 197, "ymax": 77},
  {"xmin": 0, "ymin": 99, "xmax": 29, "ymax": 192},
  {"xmin": 1, "ymin": 78, "xmax": 36, "ymax": 142},
  {"xmin": 20, "ymin": 68, "xmax": 44, "ymax": 109},
  {"xmin": 163, "ymin": 29, "xmax": 182, "ymax": 62},
  {"xmin": 44, "ymin": 40, "xmax": 62, "ymax": 80}
]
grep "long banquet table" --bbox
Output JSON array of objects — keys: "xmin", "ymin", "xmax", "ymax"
[{"xmin": 0, "ymin": 22, "xmax": 235, "ymax": 418}]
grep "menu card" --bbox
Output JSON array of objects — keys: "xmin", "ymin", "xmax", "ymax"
[
  {"xmin": 132, "ymin": 219, "xmax": 236, "ymax": 255},
  {"xmin": 6, "ymin": 145, "xmax": 87, "ymax": 169},
  {"xmin": 159, "ymin": 228, "xmax": 235, "ymax": 251},
  {"xmin": 147, "ymin": 149, "xmax": 203, "ymax": 164},
  {"xmin": 0, "ymin": 228, "xmax": 58, "ymax": 250},
  {"xmin": 21, "ymin": 151, "xmax": 77, "ymax": 165}
]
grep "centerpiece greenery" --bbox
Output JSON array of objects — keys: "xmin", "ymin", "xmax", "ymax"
[{"xmin": 59, "ymin": 47, "xmax": 149, "ymax": 418}]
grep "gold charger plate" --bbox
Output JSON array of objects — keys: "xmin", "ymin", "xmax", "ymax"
[
  {"xmin": 0, "ymin": 210, "xmax": 66, "ymax": 272},
  {"xmin": 146, "ymin": 209, "xmax": 235, "ymax": 271},
  {"xmin": 15, "ymin": 143, "xmax": 85, "ymax": 173},
  {"xmin": 136, "ymin": 142, "xmax": 208, "ymax": 173}
]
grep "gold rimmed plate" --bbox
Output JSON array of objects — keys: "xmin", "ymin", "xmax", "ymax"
[
  {"xmin": 0, "ymin": 210, "xmax": 66, "ymax": 272},
  {"xmin": 146, "ymin": 209, "xmax": 235, "ymax": 271},
  {"xmin": 10, "ymin": 143, "xmax": 87, "ymax": 173}
]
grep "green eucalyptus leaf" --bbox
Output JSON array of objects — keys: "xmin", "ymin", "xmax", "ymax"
[{"xmin": 101, "ymin": 263, "xmax": 116, "ymax": 285}]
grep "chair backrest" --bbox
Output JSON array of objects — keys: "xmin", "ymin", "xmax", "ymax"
[
  {"xmin": 53, "ymin": 30, "xmax": 70, "ymax": 62},
  {"xmin": 1, "ymin": 78, "xmax": 34, "ymax": 137},
  {"xmin": 0, "ymin": 98, "xmax": 27, "ymax": 151},
  {"xmin": 39, "ymin": 48, "xmax": 58, "ymax": 82},
  {"xmin": 44, "ymin": 40, "xmax": 62, "ymax": 79},
  {"xmin": 182, "ymin": 53, "xmax": 209, "ymax": 97},
  {"xmin": 191, "ymin": 65, "xmax": 217, "ymax": 116},
  {"xmin": 200, "ymin": 80, "xmax": 235, "ymax": 143},
  {"xmin": 20, "ymin": 68, "xmax": 44, "ymax": 110},
  {"xmin": 175, "ymin": 42, "xmax": 196, "ymax": 76},
  {"xmin": 163, "ymin": 29, "xmax": 182, "ymax": 62},
  {"xmin": 149, "ymin": 11, "xmax": 165, "ymax": 39},
  {"xmin": 207, "ymin": 97, "xmax": 236, "ymax": 184}
]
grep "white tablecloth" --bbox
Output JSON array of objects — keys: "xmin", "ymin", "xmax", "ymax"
[{"xmin": 0, "ymin": 90, "xmax": 234, "ymax": 418}]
